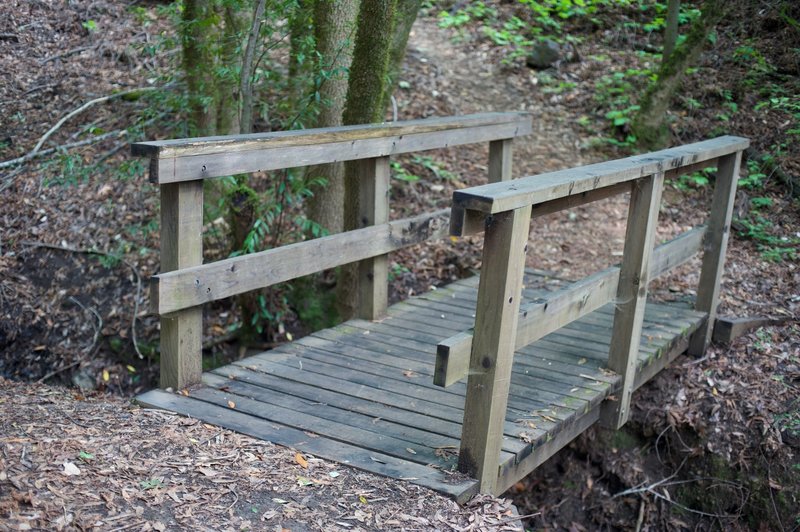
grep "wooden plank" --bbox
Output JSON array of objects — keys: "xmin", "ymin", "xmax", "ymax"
[
  {"xmin": 495, "ymin": 409, "xmax": 600, "ymax": 495},
  {"xmin": 152, "ymin": 209, "xmax": 449, "ymax": 315},
  {"xmin": 633, "ymin": 320, "xmax": 701, "ymax": 390},
  {"xmin": 712, "ymin": 316, "xmax": 788, "ymax": 343},
  {"xmin": 451, "ymin": 136, "xmax": 748, "ymax": 216},
  {"xmin": 158, "ymin": 181, "xmax": 203, "ymax": 389},
  {"xmin": 201, "ymin": 373, "xmax": 455, "ymax": 465},
  {"xmin": 488, "ymin": 139, "xmax": 513, "ymax": 183},
  {"xmin": 213, "ymin": 361, "xmax": 470, "ymax": 439},
  {"xmin": 600, "ymin": 172, "xmax": 665, "ymax": 429},
  {"xmin": 133, "ymin": 112, "xmax": 532, "ymax": 183},
  {"xmin": 357, "ymin": 157, "xmax": 390, "ymax": 320},
  {"xmin": 458, "ymin": 205, "xmax": 531, "ymax": 493},
  {"xmin": 435, "ymin": 227, "xmax": 706, "ymax": 387},
  {"xmin": 286, "ymin": 325, "xmax": 589, "ymax": 420},
  {"xmin": 689, "ymin": 151, "xmax": 743, "ymax": 355},
  {"xmin": 135, "ymin": 389, "xmax": 479, "ymax": 502}
]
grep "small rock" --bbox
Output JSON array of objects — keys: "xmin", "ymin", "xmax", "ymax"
[
  {"xmin": 71, "ymin": 370, "xmax": 96, "ymax": 391},
  {"xmin": 526, "ymin": 40, "xmax": 562, "ymax": 69}
]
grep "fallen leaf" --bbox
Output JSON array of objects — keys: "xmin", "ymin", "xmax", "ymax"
[
  {"xmin": 297, "ymin": 476, "xmax": 313, "ymax": 486},
  {"xmin": 359, "ymin": 495, "xmax": 368, "ymax": 504},
  {"xmin": 102, "ymin": 370, "xmax": 110, "ymax": 382},
  {"xmin": 295, "ymin": 452, "xmax": 308, "ymax": 469},
  {"xmin": 62, "ymin": 461, "xmax": 80, "ymax": 476}
]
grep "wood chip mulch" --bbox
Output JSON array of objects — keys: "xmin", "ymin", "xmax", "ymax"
[{"xmin": 0, "ymin": 377, "xmax": 529, "ymax": 531}]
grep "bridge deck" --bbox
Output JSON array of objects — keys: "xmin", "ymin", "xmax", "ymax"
[{"xmin": 137, "ymin": 270, "xmax": 705, "ymax": 503}]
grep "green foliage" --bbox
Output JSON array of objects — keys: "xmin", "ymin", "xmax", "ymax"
[
  {"xmin": 391, "ymin": 155, "xmax": 456, "ymax": 183},
  {"xmin": 670, "ymin": 166, "xmax": 713, "ymax": 191},
  {"xmin": 593, "ymin": 67, "xmax": 654, "ymax": 146},
  {"xmin": 735, "ymin": 215, "xmax": 798, "ymax": 263}
]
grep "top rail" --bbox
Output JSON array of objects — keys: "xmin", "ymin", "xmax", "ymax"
[
  {"xmin": 450, "ymin": 135, "xmax": 749, "ymax": 218},
  {"xmin": 132, "ymin": 112, "xmax": 532, "ymax": 184}
]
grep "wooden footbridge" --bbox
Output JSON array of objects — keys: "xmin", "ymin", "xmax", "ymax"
[{"xmin": 132, "ymin": 114, "xmax": 747, "ymax": 502}]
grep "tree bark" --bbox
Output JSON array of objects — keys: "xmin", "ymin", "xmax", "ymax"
[
  {"xmin": 663, "ymin": 0, "xmax": 680, "ymax": 63},
  {"xmin": 632, "ymin": 0, "xmax": 724, "ymax": 149},
  {"xmin": 337, "ymin": 0, "xmax": 398, "ymax": 320},
  {"xmin": 305, "ymin": 0, "xmax": 360, "ymax": 236},
  {"xmin": 182, "ymin": 0, "xmax": 217, "ymax": 136},
  {"xmin": 383, "ymin": 0, "xmax": 422, "ymax": 114},
  {"xmin": 240, "ymin": 0, "xmax": 267, "ymax": 134}
]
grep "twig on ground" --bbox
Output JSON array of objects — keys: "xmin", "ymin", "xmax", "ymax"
[
  {"xmin": 21, "ymin": 240, "xmax": 147, "ymax": 360},
  {"xmin": 39, "ymin": 44, "xmax": 97, "ymax": 64},
  {"xmin": 0, "ymin": 85, "xmax": 167, "ymax": 171},
  {"xmin": 0, "ymin": 129, "xmax": 127, "ymax": 171}
]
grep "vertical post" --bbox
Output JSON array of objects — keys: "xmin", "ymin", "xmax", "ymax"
[
  {"xmin": 458, "ymin": 205, "xmax": 531, "ymax": 494},
  {"xmin": 689, "ymin": 151, "xmax": 742, "ymax": 355},
  {"xmin": 159, "ymin": 180, "xmax": 204, "ymax": 390},
  {"xmin": 357, "ymin": 156, "xmax": 390, "ymax": 320},
  {"xmin": 488, "ymin": 139, "xmax": 513, "ymax": 183},
  {"xmin": 600, "ymin": 172, "xmax": 664, "ymax": 429}
]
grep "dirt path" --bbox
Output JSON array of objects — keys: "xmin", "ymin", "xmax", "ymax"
[{"xmin": 408, "ymin": 18, "xmax": 587, "ymax": 176}]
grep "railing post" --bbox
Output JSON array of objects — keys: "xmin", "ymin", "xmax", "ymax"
[
  {"xmin": 159, "ymin": 180, "xmax": 204, "ymax": 390},
  {"xmin": 458, "ymin": 205, "xmax": 531, "ymax": 494},
  {"xmin": 488, "ymin": 139, "xmax": 513, "ymax": 183},
  {"xmin": 356, "ymin": 156, "xmax": 390, "ymax": 320},
  {"xmin": 689, "ymin": 151, "xmax": 742, "ymax": 355},
  {"xmin": 600, "ymin": 172, "xmax": 664, "ymax": 429}
]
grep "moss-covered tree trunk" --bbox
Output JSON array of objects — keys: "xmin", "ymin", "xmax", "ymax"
[
  {"xmin": 305, "ymin": 0, "xmax": 360, "ymax": 236},
  {"xmin": 383, "ymin": 0, "xmax": 422, "ymax": 114},
  {"xmin": 336, "ymin": 0, "xmax": 398, "ymax": 320},
  {"xmin": 182, "ymin": 0, "xmax": 217, "ymax": 136},
  {"xmin": 632, "ymin": 0, "xmax": 724, "ymax": 149},
  {"xmin": 663, "ymin": 0, "xmax": 680, "ymax": 63}
]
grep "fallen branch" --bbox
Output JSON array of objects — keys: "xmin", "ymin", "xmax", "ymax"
[
  {"xmin": 0, "ymin": 128, "xmax": 127, "ymax": 170},
  {"xmin": 21, "ymin": 240, "xmax": 147, "ymax": 361},
  {"xmin": 39, "ymin": 44, "xmax": 97, "ymax": 64},
  {"xmin": 0, "ymin": 85, "xmax": 166, "ymax": 171}
]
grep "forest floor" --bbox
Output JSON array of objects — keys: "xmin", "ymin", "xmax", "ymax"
[{"xmin": 1, "ymin": 0, "xmax": 799, "ymax": 530}]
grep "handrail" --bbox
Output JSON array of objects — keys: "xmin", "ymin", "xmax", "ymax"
[
  {"xmin": 132, "ymin": 112, "xmax": 532, "ymax": 184},
  {"xmin": 132, "ymin": 112, "xmax": 533, "ymax": 390},
  {"xmin": 152, "ymin": 209, "xmax": 450, "ymax": 315},
  {"xmin": 449, "ymin": 136, "xmax": 748, "ymax": 233},
  {"xmin": 450, "ymin": 136, "xmax": 748, "ymax": 494}
]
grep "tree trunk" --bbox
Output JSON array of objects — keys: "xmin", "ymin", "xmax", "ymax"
[
  {"xmin": 632, "ymin": 0, "xmax": 724, "ymax": 149},
  {"xmin": 383, "ymin": 0, "xmax": 422, "ymax": 114},
  {"xmin": 217, "ymin": 4, "xmax": 248, "ymax": 136},
  {"xmin": 663, "ymin": 0, "xmax": 680, "ymax": 63},
  {"xmin": 240, "ymin": 0, "xmax": 267, "ymax": 134},
  {"xmin": 337, "ymin": 0, "xmax": 398, "ymax": 320},
  {"xmin": 305, "ymin": 0, "xmax": 360, "ymax": 236},
  {"xmin": 182, "ymin": 0, "xmax": 217, "ymax": 136}
]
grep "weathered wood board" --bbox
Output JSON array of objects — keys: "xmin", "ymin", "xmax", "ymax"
[{"xmin": 137, "ymin": 270, "xmax": 705, "ymax": 503}]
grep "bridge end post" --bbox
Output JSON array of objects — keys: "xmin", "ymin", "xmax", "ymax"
[
  {"xmin": 458, "ymin": 205, "xmax": 531, "ymax": 494},
  {"xmin": 158, "ymin": 180, "xmax": 204, "ymax": 390}
]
